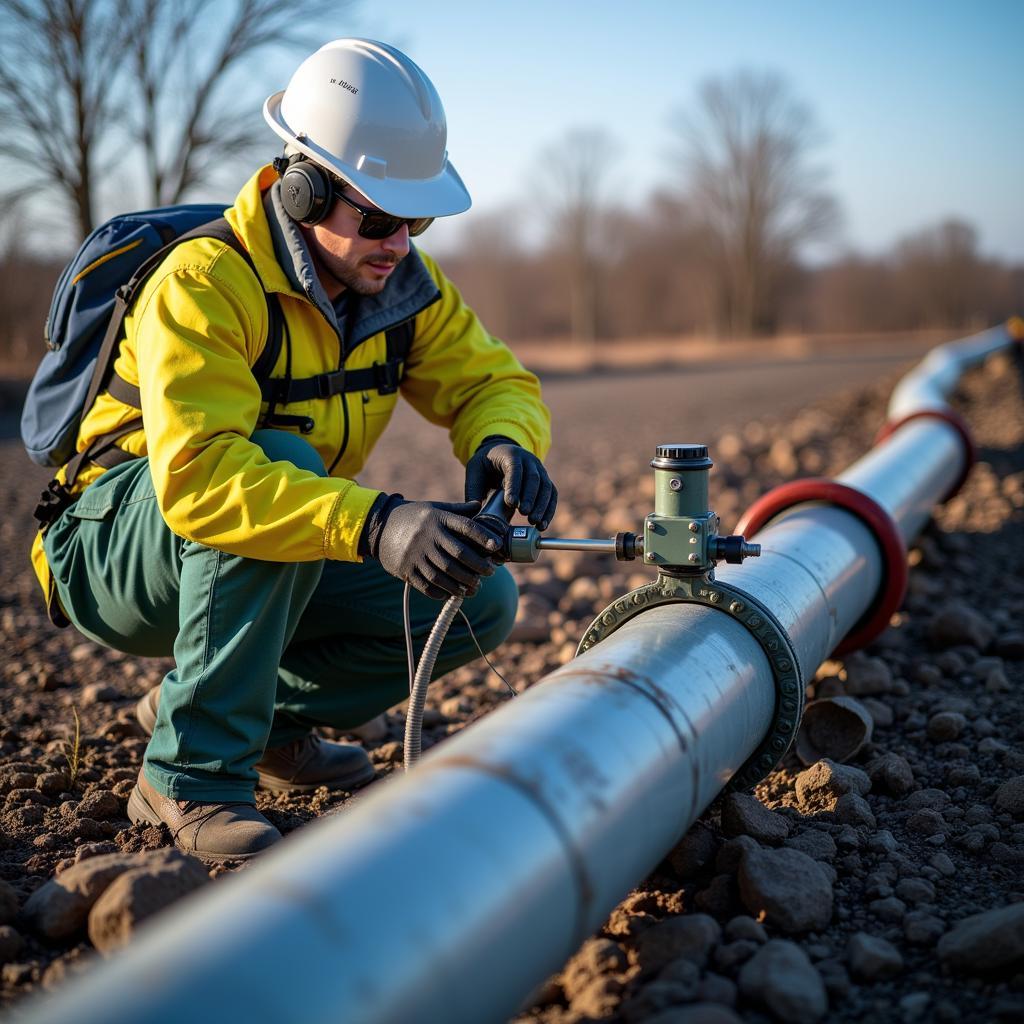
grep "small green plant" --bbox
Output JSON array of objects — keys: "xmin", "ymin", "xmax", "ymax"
[{"xmin": 63, "ymin": 706, "xmax": 82, "ymax": 790}]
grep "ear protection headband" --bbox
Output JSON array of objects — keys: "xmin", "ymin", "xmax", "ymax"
[{"xmin": 273, "ymin": 154, "xmax": 334, "ymax": 226}]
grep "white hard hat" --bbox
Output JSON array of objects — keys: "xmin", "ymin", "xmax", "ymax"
[{"xmin": 263, "ymin": 38, "xmax": 470, "ymax": 218}]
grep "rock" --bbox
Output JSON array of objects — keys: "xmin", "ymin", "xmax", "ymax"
[
  {"xmin": 898, "ymin": 992, "xmax": 931, "ymax": 1021},
  {"xmin": 785, "ymin": 830, "xmax": 837, "ymax": 862},
  {"xmin": 927, "ymin": 603, "xmax": 995, "ymax": 651},
  {"xmin": 841, "ymin": 653, "xmax": 893, "ymax": 695},
  {"xmin": 567, "ymin": 974, "xmax": 623, "ymax": 1018},
  {"xmin": 669, "ymin": 823, "xmax": 719, "ymax": 879},
  {"xmin": 620, "ymin": 978, "xmax": 695, "ymax": 1021},
  {"xmin": 795, "ymin": 759, "xmax": 871, "ymax": 813},
  {"xmin": 507, "ymin": 593, "xmax": 552, "ymax": 643},
  {"xmin": 938, "ymin": 903, "xmax": 1024, "ymax": 974},
  {"xmin": 904, "ymin": 787, "xmax": 949, "ymax": 810},
  {"xmin": 693, "ymin": 974, "xmax": 738, "ymax": 1008},
  {"xmin": 658, "ymin": 957, "xmax": 701, "ymax": 989},
  {"xmin": 22, "ymin": 849, "xmax": 177, "ymax": 940},
  {"xmin": 77, "ymin": 790, "xmax": 122, "ymax": 820},
  {"xmin": 562, "ymin": 937, "xmax": 627, "ymax": 1001},
  {"xmin": 630, "ymin": 914, "xmax": 721, "ymax": 974},
  {"xmin": 895, "ymin": 877, "xmax": 936, "ymax": 903},
  {"xmin": 796, "ymin": 696, "xmax": 874, "ymax": 764},
  {"xmin": 737, "ymin": 847, "xmax": 833, "ymax": 933},
  {"xmin": 715, "ymin": 835, "xmax": 760, "ymax": 874},
  {"xmin": 713, "ymin": 939, "xmax": 758, "ymax": 973},
  {"xmin": 869, "ymin": 897, "xmax": 906, "ymax": 923},
  {"xmin": 994, "ymin": 776, "xmax": 1024, "ymax": 815},
  {"xmin": 723, "ymin": 915, "xmax": 767, "ymax": 944},
  {"xmin": 816, "ymin": 957, "xmax": 850, "ymax": 999},
  {"xmin": 867, "ymin": 753, "xmax": 915, "ymax": 796},
  {"xmin": 833, "ymin": 793, "xmax": 876, "ymax": 829},
  {"xmin": 929, "ymin": 852, "xmax": 956, "ymax": 877},
  {"xmin": 846, "ymin": 932, "xmax": 903, "ymax": 980},
  {"xmin": 904, "ymin": 911, "xmax": 946, "ymax": 945},
  {"xmin": 860, "ymin": 698, "xmax": 894, "ymax": 728},
  {"xmin": 81, "ymin": 683, "xmax": 122, "ymax": 705},
  {"xmin": 738, "ymin": 940, "xmax": 828, "ymax": 1024},
  {"xmin": 986, "ymin": 667, "xmax": 1012, "ymax": 693},
  {"xmin": 927, "ymin": 712, "xmax": 967, "ymax": 742},
  {"xmin": 0, "ymin": 880, "xmax": 19, "ymax": 926},
  {"xmin": 867, "ymin": 830, "xmax": 899, "ymax": 855},
  {"xmin": 87, "ymin": 849, "xmax": 210, "ymax": 953},
  {"xmin": 36, "ymin": 772, "xmax": 70, "ymax": 796},
  {"xmin": 947, "ymin": 763, "xmax": 982, "ymax": 786},
  {"xmin": 694, "ymin": 874, "xmax": 739, "ymax": 919},
  {"xmin": 0, "ymin": 925, "xmax": 24, "ymax": 964},
  {"xmin": 720, "ymin": 792, "xmax": 789, "ymax": 843},
  {"xmin": 907, "ymin": 809, "xmax": 946, "ymax": 836}
]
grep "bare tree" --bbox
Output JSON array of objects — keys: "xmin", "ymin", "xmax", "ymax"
[
  {"xmin": 117, "ymin": 0, "xmax": 351, "ymax": 207},
  {"xmin": 672, "ymin": 70, "xmax": 839, "ymax": 336},
  {"xmin": 0, "ymin": 0, "xmax": 354, "ymax": 243},
  {"xmin": 891, "ymin": 219, "xmax": 987, "ymax": 329},
  {"xmin": 538, "ymin": 127, "xmax": 618, "ymax": 344},
  {"xmin": 0, "ymin": 0, "xmax": 135, "ymax": 241}
]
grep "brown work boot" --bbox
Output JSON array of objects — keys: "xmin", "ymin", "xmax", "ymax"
[
  {"xmin": 135, "ymin": 686, "xmax": 377, "ymax": 794},
  {"xmin": 127, "ymin": 771, "xmax": 281, "ymax": 864}
]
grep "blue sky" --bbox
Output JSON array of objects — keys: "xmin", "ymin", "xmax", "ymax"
[{"xmin": 258, "ymin": 0, "xmax": 1023, "ymax": 262}]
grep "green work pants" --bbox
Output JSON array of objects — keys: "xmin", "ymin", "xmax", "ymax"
[{"xmin": 43, "ymin": 430, "xmax": 518, "ymax": 802}]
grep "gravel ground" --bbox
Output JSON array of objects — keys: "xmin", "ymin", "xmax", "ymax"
[{"xmin": 0, "ymin": 345, "xmax": 1022, "ymax": 1021}]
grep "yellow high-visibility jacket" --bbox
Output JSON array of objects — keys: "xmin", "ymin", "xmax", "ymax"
[{"xmin": 31, "ymin": 165, "xmax": 550, "ymax": 601}]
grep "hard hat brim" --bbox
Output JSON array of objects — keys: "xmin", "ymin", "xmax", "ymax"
[{"xmin": 263, "ymin": 91, "xmax": 471, "ymax": 219}]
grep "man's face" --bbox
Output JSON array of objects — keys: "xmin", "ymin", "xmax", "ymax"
[{"xmin": 305, "ymin": 182, "xmax": 411, "ymax": 298}]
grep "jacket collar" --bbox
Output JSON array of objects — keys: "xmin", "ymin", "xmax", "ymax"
[{"xmin": 227, "ymin": 165, "xmax": 441, "ymax": 347}]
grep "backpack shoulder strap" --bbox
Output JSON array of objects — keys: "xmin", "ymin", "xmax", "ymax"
[
  {"xmin": 70, "ymin": 218, "xmax": 283, "ymax": 487},
  {"xmin": 104, "ymin": 218, "xmax": 284, "ymax": 408}
]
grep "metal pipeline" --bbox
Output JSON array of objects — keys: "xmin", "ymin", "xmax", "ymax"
[{"xmin": 26, "ymin": 323, "xmax": 1021, "ymax": 1024}]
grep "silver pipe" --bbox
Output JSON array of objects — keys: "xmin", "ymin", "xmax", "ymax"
[
  {"xmin": 887, "ymin": 322, "xmax": 1013, "ymax": 418},
  {"xmin": 26, "ymin": 328, "xmax": 1018, "ymax": 1024},
  {"xmin": 536, "ymin": 536, "xmax": 618, "ymax": 552}
]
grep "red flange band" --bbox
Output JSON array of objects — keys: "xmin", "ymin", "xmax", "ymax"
[
  {"xmin": 874, "ymin": 408, "xmax": 976, "ymax": 502},
  {"xmin": 735, "ymin": 479, "xmax": 908, "ymax": 657}
]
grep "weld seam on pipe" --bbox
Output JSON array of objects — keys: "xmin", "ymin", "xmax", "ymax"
[{"xmin": 417, "ymin": 754, "xmax": 596, "ymax": 946}]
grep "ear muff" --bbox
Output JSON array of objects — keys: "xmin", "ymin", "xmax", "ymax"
[{"xmin": 276, "ymin": 155, "xmax": 334, "ymax": 225}]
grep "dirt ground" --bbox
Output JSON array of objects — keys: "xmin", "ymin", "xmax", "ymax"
[{"xmin": 0, "ymin": 338, "xmax": 1022, "ymax": 1022}]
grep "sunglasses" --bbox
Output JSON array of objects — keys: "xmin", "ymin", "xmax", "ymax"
[{"xmin": 332, "ymin": 187, "xmax": 434, "ymax": 240}]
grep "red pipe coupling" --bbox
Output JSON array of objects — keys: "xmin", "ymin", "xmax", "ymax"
[
  {"xmin": 874, "ymin": 408, "xmax": 976, "ymax": 502},
  {"xmin": 735, "ymin": 479, "xmax": 908, "ymax": 657}
]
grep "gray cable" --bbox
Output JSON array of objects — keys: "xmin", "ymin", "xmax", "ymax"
[{"xmin": 404, "ymin": 594, "xmax": 463, "ymax": 771}]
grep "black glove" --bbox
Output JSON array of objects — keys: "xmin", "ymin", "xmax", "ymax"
[
  {"xmin": 360, "ymin": 494, "xmax": 499, "ymax": 601},
  {"xmin": 464, "ymin": 436, "xmax": 558, "ymax": 530}
]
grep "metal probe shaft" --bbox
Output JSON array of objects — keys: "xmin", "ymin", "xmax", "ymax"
[{"xmin": 535, "ymin": 537, "xmax": 621, "ymax": 553}]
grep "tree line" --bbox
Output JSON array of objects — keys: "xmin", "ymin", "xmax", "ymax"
[{"xmin": 0, "ymin": 4, "xmax": 1019, "ymax": 366}]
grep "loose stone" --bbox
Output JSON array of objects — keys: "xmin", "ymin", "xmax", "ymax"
[
  {"xmin": 738, "ymin": 940, "xmax": 828, "ymax": 1024},
  {"xmin": 937, "ymin": 903, "xmax": 1024, "ymax": 974},
  {"xmin": 846, "ymin": 932, "xmax": 903, "ymax": 980},
  {"xmin": 737, "ymin": 847, "xmax": 834, "ymax": 933}
]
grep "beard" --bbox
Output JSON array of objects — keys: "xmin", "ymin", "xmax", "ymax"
[{"xmin": 316, "ymin": 247, "xmax": 402, "ymax": 297}]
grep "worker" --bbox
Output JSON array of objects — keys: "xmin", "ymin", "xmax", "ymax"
[{"xmin": 31, "ymin": 39, "xmax": 555, "ymax": 862}]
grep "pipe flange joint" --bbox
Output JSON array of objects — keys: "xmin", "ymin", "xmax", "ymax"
[
  {"xmin": 576, "ymin": 573, "xmax": 804, "ymax": 791},
  {"xmin": 735, "ymin": 478, "xmax": 908, "ymax": 657},
  {"xmin": 874, "ymin": 409, "xmax": 976, "ymax": 502}
]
